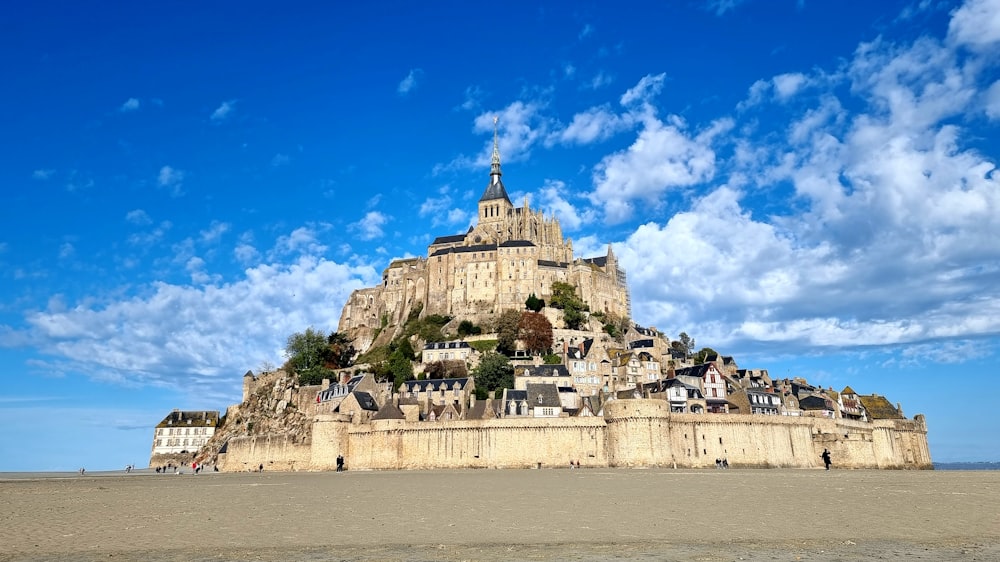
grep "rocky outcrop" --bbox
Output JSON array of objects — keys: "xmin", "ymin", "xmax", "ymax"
[{"xmin": 198, "ymin": 370, "xmax": 312, "ymax": 465}]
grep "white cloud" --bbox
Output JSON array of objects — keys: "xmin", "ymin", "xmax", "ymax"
[
  {"xmin": 271, "ymin": 153, "xmax": 290, "ymax": 167},
  {"xmin": 620, "ymin": 73, "xmax": 666, "ymax": 107},
  {"xmin": 58, "ymin": 243, "xmax": 75, "ymax": 259},
  {"xmin": 589, "ymin": 71, "xmax": 613, "ymax": 90},
  {"xmin": 32, "ymin": 169, "xmax": 54, "ymax": 180},
  {"xmin": 349, "ymin": 211, "xmax": 390, "ymax": 241},
  {"xmin": 199, "ymin": 221, "xmax": 230, "ymax": 244},
  {"xmin": 579, "ymin": 24, "xmax": 594, "ymax": 40},
  {"xmin": 419, "ymin": 186, "xmax": 470, "ymax": 228},
  {"xmin": 535, "ymin": 179, "xmax": 595, "ymax": 231},
  {"xmin": 127, "ymin": 221, "xmax": 171, "ymax": 248},
  {"xmin": 270, "ymin": 226, "xmax": 330, "ymax": 257},
  {"xmin": 706, "ymin": 0, "xmax": 747, "ymax": 16},
  {"xmin": 554, "ymin": 105, "xmax": 634, "ymax": 145},
  {"xmin": 459, "ymin": 85, "xmax": 484, "ymax": 111},
  {"xmin": 125, "ymin": 209, "xmax": 152, "ymax": 226},
  {"xmin": 472, "ymin": 101, "xmax": 549, "ymax": 166},
  {"xmin": 157, "ymin": 165, "xmax": 184, "ymax": 196},
  {"xmin": 210, "ymin": 100, "xmax": 236, "ymax": 122},
  {"xmin": 119, "ymin": 98, "xmax": 140, "ymax": 112},
  {"xmin": 948, "ymin": 0, "xmax": 1000, "ymax": 51},
  {"xmin": 615, "ymin": 4, "xmax": 1000, "ymax": 352},
  {"xmin": 7, "ymin": 256, "xmax": 376, "ymax": 399},
  {"xmin": 772, "ymin": 72, "xmax": 809, "ymax": 100},
  {"xmin": 984, "ymin": 79, "xmax": 1000, "ymax": 119},
  {"xmin": 234, "ymin": 243, "xmax": 260, "ymax": 264},
  {"xmin": 398, "ymin": 68, "xmax": 423, "ymax": 95},
  {"xmin": 589, "ymin": 115, "xmax": 730, "ymax": 223}
]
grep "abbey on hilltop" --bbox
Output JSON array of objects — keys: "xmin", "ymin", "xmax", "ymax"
[{"xmin": 339, "ymin": 120, "xmax": 630, "ymax": 349}]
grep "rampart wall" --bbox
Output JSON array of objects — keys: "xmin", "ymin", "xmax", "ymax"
[{"xmin": 219, "ymin": 399, "xmax": 931, "ymax": 472}]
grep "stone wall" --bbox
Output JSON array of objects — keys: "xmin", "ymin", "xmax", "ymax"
[{"xmin": 219, "ymin": 399, "xmax": 931, "ymax": 472}]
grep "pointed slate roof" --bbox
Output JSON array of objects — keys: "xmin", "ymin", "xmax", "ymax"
[
  {"xmin": 372, "ymin": 402, "xmax": 406, "ymax": 420},
  {"xmin": 480, "ymin": 116, "xmax": 512, "ymax": 203}
]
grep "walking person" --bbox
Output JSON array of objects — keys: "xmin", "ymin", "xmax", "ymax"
[
  {"xmin": 821, "ymin": 448, "xmax": 832, "ymax": 470},
  {"xmin": 336, "ymin": 454, "xmax": 344, "ymax": 472}
]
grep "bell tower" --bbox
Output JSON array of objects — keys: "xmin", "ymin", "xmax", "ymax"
[{"xmin": 477, "ymin": 117, "xmax": 514, "ymax": 237}]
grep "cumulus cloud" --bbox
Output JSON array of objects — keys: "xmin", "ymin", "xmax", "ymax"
[
  {"xmin": 535, "ymin": 179, "xmax": 595, "ymax": 231},
  {"xmin": 32, "ymin": 169, "xmax": 54, "ymax": 180},
  {"xmin": 270, "ymin": 153, "xmax": 290, "ymax": 167},
  {"xmin": 125, "ymin": 209, "xmax": 152, "ymax": 226},
  {"xmin": 210, "ymin": 100, "xmax": 236, "ymax": 122},
  {"xmin": 157, "ymin": 165, "xmax": 184, "ymax": 196},
  {"xmin": 4, "ymin": 256, "xmax": 376, "ymax": 400},
  {"xmin": 199, "ymin": 221, "xmax": 230, "ymax": 244},
  {"xmin": 554, "ymin": 105, "xmax": 634, "ymax": 145},
  {"xmin": 398, "ymin": 68, "xmax": 423, "ymax": 95},
  {"xmin": 270, "ymin": 225, "xmax": 330, "ymax": 258},
  {"xmin": 986, "ymin": 79, "xmax": 1000, "ymax": 119},
  {"xmin": 589, "ymin": 114, "xmax": 731, "ymax": 223},
  {"xmin": 419, "ymin": 186, "xmax": 470, "ymax": 228},
  {"xmin": 620, "ymin": 73, "xmax": 666, "ymax": 107},
  {"xmin": 947, "ymin": 0, "xmax": 1000, "ymax": 51},
  {"xmin": 119, "ymin": 98, "xmax": 140, "ymax": 112},
  {"xmin": 617, "ymin": 2, "xmax": 1000, "ymax": 353},
  {"xmin": 349, "ymin": 211, "xmax": 390, "ymax": 241}
]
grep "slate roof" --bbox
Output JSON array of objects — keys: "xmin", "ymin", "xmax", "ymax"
[
  {"xmin": 402, "ymin": 377, "xmax": 470, "ymax": 393},
  {"xmin": 423, "ymin": 341, "xmax": 472, "ymax": 351},
  {"xmin": 156, "ymin": 410, "xmax": 219, "ymax": 428},
  {"xmin": 430, "ymin": 243, "xmax": 498, "ymax": 257},
  {"xmin": 518, "ymin": 364, "xmax": 571, "ymax": 378},
  {"xmin": 629, "ymin": 339, "xmax": 655, "ymax": 349},
  {"xmin": 582, "ymin": 256, "xmax": 608, "ymax": 267},
  {"xmin": 859, "ymin": 394, "xmax": 904, "ymax": 419},
  {"xmin": 352, "ymin": 391, "xmax": 379, "ymax": 411},
  {"xmin": 674, "ymin": 364, "xmax": 712, "ymax": 378},
  {"xmin": 499, "ymin": 240, "xmax": 535, "ymax": 247},
  {"xmin": 566, "ymin": 338, "xmax": 595, "ymax": 360},
  {"xmin": 526, "ymin": 383, "xmax": 562, "ymax": 408},
  {"xmin": 537, "ymin": 259, "xmax": 569, "ymax": 269},
  {"xmin": 372, "ymin": 402, "xmax": 406, "ymax": 420},
  {"xmin": 431, "ymin": 234, "xmax": 467, "ymax": 245},
  {"xmin": 467, "ymin": 399, "xmax": 500, "ymax": 420},
  {"xmin": 480, "ymin": 178, "xmax": 511, "ymax": 203}
]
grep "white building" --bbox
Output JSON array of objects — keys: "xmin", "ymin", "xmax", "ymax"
[{"xmin": 150, "ymin": 410, "xmax": 219, "ymax": 459}]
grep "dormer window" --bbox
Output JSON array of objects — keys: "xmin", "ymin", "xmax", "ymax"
[{"xmin": 537, "ymin": 394, "xmax": 543, "ymax": 404}]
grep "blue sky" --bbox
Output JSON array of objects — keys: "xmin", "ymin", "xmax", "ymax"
[{"xmin": 1, "ymin": 0, "xmax": 998, "ymax": 471}]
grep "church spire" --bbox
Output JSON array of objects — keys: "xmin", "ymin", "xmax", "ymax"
[
  {"xmin": 490, "ymin": 115, "xmax": 502, "ymax": 180},
  {"xmin": 479, "ymin": 116, "xmax": 511, "ymax": 203}
]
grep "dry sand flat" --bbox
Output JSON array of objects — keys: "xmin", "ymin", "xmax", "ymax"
[{"xmin": 1, "ymin": 468, "xmax": 998, "ymax": 561}]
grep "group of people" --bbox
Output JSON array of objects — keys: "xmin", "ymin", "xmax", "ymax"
[{"xmin": 715, "ymin": 458, "xmax": 729, "ymax": 469}]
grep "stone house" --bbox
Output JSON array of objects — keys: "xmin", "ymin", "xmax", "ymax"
[
  {"xmin": 525, "ymin": 383, "xmax": 563, "ymax": 417},
  {"xmin": 150, "ymin": 410, "xmax": 219, "ymax": 459},
  {"xmin": 421, "ymin": 341, "xmax": 473, "ymax": 364},
  {"xmin": 399, "ymin": 377, "xmax": 476, "ymax": 419}
]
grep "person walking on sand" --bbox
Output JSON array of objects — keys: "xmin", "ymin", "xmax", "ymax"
[
  {"xmin": 336, "ymin": 454, "xmax": 344, "ymax": 472},
  {"xmin": 821, "ymin": 448, "xmax": 832, "ymax": 470}
]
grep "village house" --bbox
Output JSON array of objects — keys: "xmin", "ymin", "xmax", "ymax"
[{"xmin": 150, "ymin": 410, "xmax": 219, "ymax": 457}]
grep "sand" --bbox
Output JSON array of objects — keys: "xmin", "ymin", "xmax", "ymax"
[{"xmin": 1, "ymin": 467, "xmax": 997, "ymax": 561}]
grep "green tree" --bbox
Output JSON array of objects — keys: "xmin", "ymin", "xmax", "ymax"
[
  {"xmin": 327, "ymin": 331, "xmax": 356, "ymax": 369},
  {"xmin": 457, "ymin": 320, "xmax": 477, "ymax": 337},
  {"xmin": 542, "ymin": 353, "xmax": 562, "ymax": 365},
  {"xmin": 518, "ymin": 312, "xmax": 553, "ymax": 355},
  {"xmin": 386, "ymin": 349, "xmax": 413, "ymax": 389},
  {"xmin": 285, "ymin": 327, "xmax": 334, "ymax": 385},
  {"xmin": 692, "ymin": 347, "xmax": 718, "ymax": 365},
  {"xmin": 525, "ymin": 293, "xmax": 545, "ymax": 312},
  {"xmin": 496, "ymin": 309, "xmax": 522, "ymax": 356},
  {"xmin": 549, "ymin": 282, "xmax": 589, "ymax": 330},
  {"xmin": 473, "ymin": 352, "xmax": 514, "ymax": 393},
  {"xmin": 672, "ymin": 332, "xmax": 696, "ymax": 357}
]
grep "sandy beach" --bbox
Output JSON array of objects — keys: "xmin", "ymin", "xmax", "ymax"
[{"xmin": 1, "ymin": 468, "xmax": 997, "ymax": 561}]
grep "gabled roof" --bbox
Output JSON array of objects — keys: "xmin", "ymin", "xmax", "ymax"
[
  {"xmin": 674, "ymin": 364, "xmax": 712, "ymax": 379},
  {"xmin": 841, "ymin": 386, "xmax": 857, "ymax": 396},
  {"xmin": 402, "ymin": 377, "xmax": 470, "ymax": 393},
  {"xmin": 582, "ymin": 256, "xmax": 608, "ymax": 267},
  {"xmin": 859, "ymin": 394, "xmax": 904, "ymax": 419},
  {"xmin": 431, "ymin": 234, "xmax": 466, "ymax": 245},
  {"xmin": 156, "ymin": 410, "xmax": 219, "ymax": 428},
  {"xmin": 372, "ymin": 402, "xmax": 406, "ymax": 420},
  {"xmin": 525, "ymin": 383, "xmax": 561, "ymax": 408},
  {"xmin": 628, "ymin": 339, "xmax": 655, "ymax": 349},
  {"xmin": 351, "ymin": 391, "xmax": 379, "ymax": 411},
  {"xmin": 467, "ymin": 399, "xmax": 500, "ymax": 420},
  {"xmin": 423, "ymin": 341, "xmax": 472, "ymax": 351},
  {"xmin": 499, "ymin": 240, "xmax": 535, "ymax": 247},
  {"xmin": 518, "ymin": 364, "xmax": 570, "ymax": 378}
]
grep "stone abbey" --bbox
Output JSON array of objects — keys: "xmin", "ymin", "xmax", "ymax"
[{"xmin": 338, "ymin": 122, "xmax": 630, "ymax": 347}]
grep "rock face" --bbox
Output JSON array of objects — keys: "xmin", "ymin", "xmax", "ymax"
[{"xmin": 198, "ymin": 370, "xmax": 313, "ymax": 466}]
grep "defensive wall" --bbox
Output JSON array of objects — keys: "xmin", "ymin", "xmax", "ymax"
[{"xmin": 219, "ymin": 399, "xmax": 931, "ymax": 472}]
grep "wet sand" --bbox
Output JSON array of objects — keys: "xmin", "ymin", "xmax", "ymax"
[{"xmin": 1, "ymin": 468, "xmax": 997, "ymax": 561}]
